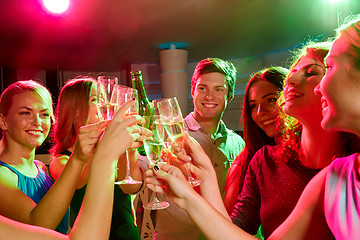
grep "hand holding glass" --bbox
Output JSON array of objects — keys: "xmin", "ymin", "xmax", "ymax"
[
  {"xmin": 155, "ymin": 97, "xmax": 201, "ymax": 187},
  {"xmin": 143, "ymin": 114, "xmax": 169, "ymax": 210},
  {"xmin": 114, "ymin": 85, "xmax": 143, "ymax": 185}
]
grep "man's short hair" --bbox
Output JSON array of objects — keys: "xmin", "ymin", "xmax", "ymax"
[{"xmin": 191, "ymin": 58, "xmax": 237, "ymax": 98}]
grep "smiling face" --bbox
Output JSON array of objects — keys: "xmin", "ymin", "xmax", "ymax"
[
  {"xmin": 283, "ymin": 54, "xmax": 326, "ymax": 123},
  {"xmin": 249, "ymin": 80, "xmax": 280, "ymax": 137},
  {"xmin": 192, "ymin": 72, "xmax": 231, "ymax": 122},
  {"xmin": 0, "ymin": 91, "xmax": 51, "ymax": 150},
  {"xmin": 318, "ymin": 35, "xmax": 360, "ymax": 134}
]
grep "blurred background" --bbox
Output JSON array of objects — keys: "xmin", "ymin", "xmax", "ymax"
[{"xmin": 0, "ymin": 0, "xmax": 359, "ymax": 132}]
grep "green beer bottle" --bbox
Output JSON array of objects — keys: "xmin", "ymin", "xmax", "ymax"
[{"xmin": 131, "ymin": 70, "xmax": 153, "ymax": 155}]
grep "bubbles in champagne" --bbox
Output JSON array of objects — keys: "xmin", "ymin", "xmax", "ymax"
[
  {"xmin": 163, "ymin": 120, "xmax": 184, "ymax": 144},
  {"xmin": 143, "ymin": 140, "xmax": 164, "ymax": 164},
  {"xmin": 97, "ymin": 102, "xmax": 117, "ymax": 120}
]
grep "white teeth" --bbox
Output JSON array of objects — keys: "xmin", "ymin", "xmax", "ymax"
[
  {"xmin": 27, "ymin": 131, "xmax": 42, "ymax": 135},
  {"xmin": 203, "ymin": 104, "xmax": 216, "ymax": 108},
  {"xmin": 262, "ymin": 119, "xmax": 275, "ymax": 126},
  {"xmin": 287, "ymin": 92, "xmax": 302, "ymax": 98}
]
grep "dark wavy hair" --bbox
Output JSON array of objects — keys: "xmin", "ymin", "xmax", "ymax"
[
  {"xmin": 224, "ymin": 66, "xmax": 288, "ymax": 211},
  {"xmin": 50, "ymin": 77, "xmax": 95, "ymax": 156}
]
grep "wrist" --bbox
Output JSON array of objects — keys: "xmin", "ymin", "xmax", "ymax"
[
  {"xmin": 183, "ymin": 187, "xmax": 204, "ymax": 211},
  {"xmin": 71, "ymin": 150, "xmax": 91, "ymax": 164},
  {"xmin": 201, "ymin": 167, "xmax": 217, "ymax": 184},
  {"xmin": 69, "ymin": 154, "xmax": 87, "ymax": 167},
  {"xmin": 127, "ymin": 148, "xmax": 136, "ymax": 154},
  {"xmin": 92, "ymin": 148, "xmax": 118, "ymax": 167}
]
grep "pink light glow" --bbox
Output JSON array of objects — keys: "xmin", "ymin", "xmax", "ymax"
[{"xmin": 43, "ymin": 0, "xmax": 70, "ymax": 14}]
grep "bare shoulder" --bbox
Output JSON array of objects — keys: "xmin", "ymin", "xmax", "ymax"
[
  {"xmin": 49, "ymin": 154, "xmax": 70, "ymax": 168},
  {"xmin": 0, "ymin": 165, "xmax": 38, "ymax": 222},
  {"xmin": 0, "ymin": 165, "xmax": 18, "ymax": 188},
  {"xmin": 49, "ymin": 154, "xmax": 69, "ymax": 180}
]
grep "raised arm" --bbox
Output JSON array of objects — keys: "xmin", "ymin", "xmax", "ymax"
[
  {"xmin": 69, "ymin": 100, "xmax": 149, "ymax": 239},
  {"xmin": 0, "ymin": 123, "xmax": 101, "ymax": 231},
  {"xmin": 49, "ymin": 155, "xmax": 91, "ymax": 190},
  {"xmin": 146, "ymin": 163, "xmax": 257, "ymax": 240},
  {"xmin": 0, "ymin": 99, "xmax": 151, "ymax": 240},
  {"xmin": 49, "ymin": 122, "xmax": 108, "ymax": 187},
  {"xmin": 0, "ymin": 215, "xmax": 68, "ymax": 240},
  {"xmin": 166, "ymin": 132, "xmax": 229, "ymax": 219},
  {"xmin": 29, "ymin": 121, "xmax": 107, "ymax": 229}
]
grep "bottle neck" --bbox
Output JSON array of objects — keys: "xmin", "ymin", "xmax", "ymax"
[
  {"xmin": 131, "ymin": 72, "xmax": 153, "ymax": 117},
  {"xmin": 133, "ymin": 77, "xmax": 150, "ymax": 104}
]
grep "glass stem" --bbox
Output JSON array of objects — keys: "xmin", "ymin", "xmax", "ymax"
[
  {"xmin": 186, "ymin": 163, "xmax": 194, "ymax": 181},
  {"xmin": 153, "ymin": 173, "xmax": 160, "ymax": 203},
  {"xmin": 125, "ymin": 150, "xmax": 131, "ymax": 178},
  {"xmin": 107, "ymin": 104, "xmax": 110, "ymax": 120}
]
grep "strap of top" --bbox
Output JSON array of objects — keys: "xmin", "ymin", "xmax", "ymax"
[
  {"xmin": 0, "ymin": 159, "xmax": 68, "ymax": 233},
  {"xmin": 0, "ymin": 160, "xmax": 41, "ymax": 177},
  {"xmin": 0, "ymin": 160, "xmax": 22, "ymax": 175}
]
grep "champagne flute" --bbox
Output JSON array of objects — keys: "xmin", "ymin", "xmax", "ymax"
[
  {"xmin": 96, "ymin": 76, "xmax": 119, "ymax": 121},
  {"xmin": 115, "ymin": 85, "xmax": 143, "ymax": 185},
  {"xmin": 155, "ymin": 97, "xmax": 202, "ymax": 187},
  {"xmin": 161, "ymin": 130, "xmax": 174, "ymax": 164},
  {"xmin": 143, "ymin": 114, "xmax": 170, "ymax": 210}
]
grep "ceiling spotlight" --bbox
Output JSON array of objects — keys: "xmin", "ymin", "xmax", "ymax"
[{"xmin": 43, "ymin": 0, "xmax": 70, "ymax": 14}]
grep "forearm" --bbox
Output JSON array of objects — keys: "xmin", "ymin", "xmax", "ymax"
[
  {"xmin": 31, "ymin": 158, "xmax": 85, "ymax": 229},
  {"xmin": 68, "ymin": 149, "xmax": 116, "ymax": 240},
  {"xmin": 76, "ymin": 159, "xmax": 91, "ymax": 189},
  {"xmin": 68, "ymin": 104, "xmax": 146, "ymax": 239},
  {"xmin": 50, "ymin": 154, "xmax": 91, "ymax": 189},
  {"xmin": 0, "ymin": 153, "xmax": 112, "ymax": 240},
  {"xmin": 184, "ymin": 191, "xmax": 256, "ymax": 240},
  {"xmin": 0, "ymin": 215, "xmax": 67, "ymax": 240},
  {"xmin": 199, "ymin": 168, "xmax": 230, "ymax": 220}
]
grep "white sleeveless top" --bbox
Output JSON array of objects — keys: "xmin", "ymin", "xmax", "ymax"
[{"xmin": 324, "ymin": 153, "xmax": 360, "ymax": 239}]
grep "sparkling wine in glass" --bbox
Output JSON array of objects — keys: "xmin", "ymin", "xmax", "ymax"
[
  {"xmin": 155, "ymin": 97, "xmax": 201, "ymax": 187},
  {"xmin": 143, "ymin": 114, "xmax": 170, "ymax": 210},
  {"xmin": 163, "ymin": 120, "xmax": 185, "ymax": 148},
  {"xmin": 96, "ymin": 76, "xmax": 118, "ymax": 121},
  {"xmin": 114, "ymin": 85, "xmax": 143, "ymax": 185}
]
